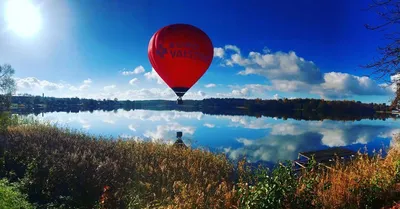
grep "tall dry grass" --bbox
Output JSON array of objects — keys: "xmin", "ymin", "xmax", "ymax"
[
  {"xmin": 0, "ymin": 124, "xmax": 239, "ymax": 208},
  {"xmin": 0, "ymin": 122, "xmax": 399, "ymax": 208},
  {"xmin": 300, "ymin": 136, "xmax": 400, "ymax": 208},
  {"xmin": 236, "ymin": 136, "xmax": 400, "ymax": 209}
]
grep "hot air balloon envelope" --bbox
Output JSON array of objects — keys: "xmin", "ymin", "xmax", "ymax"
[{"xmin": 148, "ymin": 24, "xmax": 214, "ymax": 101}]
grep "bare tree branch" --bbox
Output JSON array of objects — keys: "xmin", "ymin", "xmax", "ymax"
[{"xmin": 362, "ymin": 0, "xmax": 400, "ymax": 108}]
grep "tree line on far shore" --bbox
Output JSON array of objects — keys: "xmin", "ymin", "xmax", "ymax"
[{"xmin": 5, "ymin": 94, "xmax": 393, "ymax": 121}]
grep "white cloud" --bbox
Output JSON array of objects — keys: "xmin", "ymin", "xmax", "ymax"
[
  {"xmin": 378, "ymin": 74, "xmax": 399, "ymax": 94},
  {"xmin": 95, "ymin": 88, "xmax": 176, "ymax": 100},
  {"xmin": 16, "ymin": 77, "xmax": 64, "ymax": 92},
  {"xmin": 270, "ymin": 80, "xmax": 311, "ymax": 92},
  {"xmin": 391, "ymin": 74, "xmax": 400, "ymax": 83},
  {"xmin": 315, "ymin": 72, "xmax": 391, "ymax": 99},
  {"xmin": 214, "ymin": 45, "xmax": 243, "ymax": 66},
  {"xmin": 124, "ymin": 88, "xmax": 174, "ymax": 99},
  {"xmin": 14, "ymin": 75, "xmax": 207, "ymax": 101},
  {"xmin": 144, "ymin": 122, "xmax": 196, "ymax": 144},
  {"xmin": 225, "ymin": 45, "xmax": 241, "ymax": 54},
  {"xmin": 273, "ymin": 94, "xmax": 279, "ymax": 100},
  {"xmin": 144, "ymin": 68, "xmax": 165, "ymax": 84},
  {"xmin": 217, "ymin": 84, "xmax": 269, "ymax": 98},
  {"xmin": 204, "ymin": 123, "xmax": 215, "ymax": 128},
  {"xmin": 214, "ymin": 44, "xmax": 391, "ymax": 99},
  {"xmin": 88, "ymin": 87, "xmax": 206, "ymax": 101},
  {"xmin": 122, "ymin": 66, "xmax": 146, "ymax": 75},
  {"xmin": 217, "ymin": 88, "xmax": 251, "ymax": 98},
  {"xmin": 103, "ymin": 85, "xmax": 116, "ymax": 91},
  {"xmin": 102, "ymin": 119, "xmax": 116, "ymax": 124},
  {"xmin": 128, "ymin": 124, "xmax": 137, "ymax": 132},
  {"xmin": 197, "ymin": 91, "xmax": 206, "ymax": 97},
  {"xmin": 115, "ymin": 109, "xmax": 204, "ymax": 122},
  {"xmin": 78, "ymin": 118, "xmax": 91, "ymax": 130},
  {"xmin": 83, "ymin": 79, "xmax": 92, "ymax": 84},
  {"xmin": 205, "ymin": 83, "xmax": 216, "ymax": 88},
  {"xmin": 15, "ymin": 77, "xmax": 97, "ymax": 97},
  {"xmin": 47, "ymin": 116, "xmax": 92, "ymax": 130},
  {"xmin": 214, "ymin": 47, "xmax": 225, "ymax": 58},
  {"xmin": 236, "ymin": 51, "xmax": 323, "ymax": 84},
  {"xmin": 217, "ymin": 45, "xmax": 322, "ymax": 83},
  {"xmin": 71, "ymin": 79, "xmax": 92, "ymax": 91},
  {"xmin": 224, "ymin": 133, "xmax": 322, "ymax": 163},
  {"xmin": 222, "ymin": 117, "xmax": 399, "ymax": 163},
  {"xmin": 129, "ymin": 78, "xmax": 138, "ymax": 85},
  {"xmin": 217, "ymin": 115, "xmax": 272, "ymax": 129},
  {"xmin": 215, "ymin": 75, "xmax": 390, "ymax": 100}
]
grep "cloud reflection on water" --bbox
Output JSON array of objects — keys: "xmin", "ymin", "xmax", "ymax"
[{"xmin": 31, "ymin": 109, "xmax": 400, "ymax": 164}]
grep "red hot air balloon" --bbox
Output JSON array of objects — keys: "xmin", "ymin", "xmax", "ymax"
[{"xmin": 148, "ymin": 24, "xmax": 214, "ymax": 104}]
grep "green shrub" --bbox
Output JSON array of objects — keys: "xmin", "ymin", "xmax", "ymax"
[
  {"xmin": 0, "ymin": 178, "xmax": 33, "ymax": 209},
  {"xmin": 0, "ymin": 112, "xmax": 33, "ymax": 132},
  {"xmin": 0, "ymin": 112, "xmax": 14, "ymax": 132},
  {"xmin": 238, "ymin": 164, "xmax": 298, "ymax": 209}
]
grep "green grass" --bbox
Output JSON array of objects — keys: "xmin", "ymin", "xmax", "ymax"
[{"xmin": 0, "ymin": 178, "xmax": 33, "ymax": 209}]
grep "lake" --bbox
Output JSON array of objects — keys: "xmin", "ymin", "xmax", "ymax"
[{"xmin": 27, "ymin": 109, "xmax": 400, "ymax": 166}]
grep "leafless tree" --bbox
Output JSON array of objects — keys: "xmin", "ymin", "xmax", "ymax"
[{"xmin": 363, "ymin": 0, "xmax": 400, "ymax": 109}]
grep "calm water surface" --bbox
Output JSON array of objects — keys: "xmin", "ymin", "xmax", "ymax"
[{"xmin": 28, "ymin": 109, "xmax": 400, "ymax": 165}]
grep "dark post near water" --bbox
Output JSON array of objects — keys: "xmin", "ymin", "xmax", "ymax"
[
  {"xmin": 174, "ymin": 131, "xmax": 186, "ymax": 147},
  {"xmin": 177, "ymin": 131, "xmax": 182, "ymax": 139}
]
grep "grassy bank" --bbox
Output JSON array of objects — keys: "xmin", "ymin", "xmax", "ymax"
[
  {"xmin": 0, "ymin": 178, "xmax": 33, "ymax": 209},
  {"xmin": 0, "ymin": 122, "xmax": 399, "ymax": 208}
]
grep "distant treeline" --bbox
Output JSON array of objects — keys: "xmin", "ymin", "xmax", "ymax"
[
  {"xmin": 201, "ymin": 98, "xmax": 392, "ymax": 121},
  {"xmin": 7, "ymin": 95, "xmax": 393, "ymax": 121},
  {"xmin": 10, "ymin": 95, "xmax": 131, "ymax": 112}
]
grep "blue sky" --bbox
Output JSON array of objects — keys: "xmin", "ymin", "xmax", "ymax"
[{"xmin": 0, "ymin": 0, "xmax": 395, "ymax": 103}]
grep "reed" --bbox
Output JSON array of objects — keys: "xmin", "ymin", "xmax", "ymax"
[
  {"xmin": 311, "ymin": 138, "xmax": 400, "ymax": 208},
  {"xmin": 0, "ymin": 122, "xmax": 399, "ymax": 208},
  {"xmin": 0, "ymin": 124, "xmax": 237, "ymax": 208}
]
